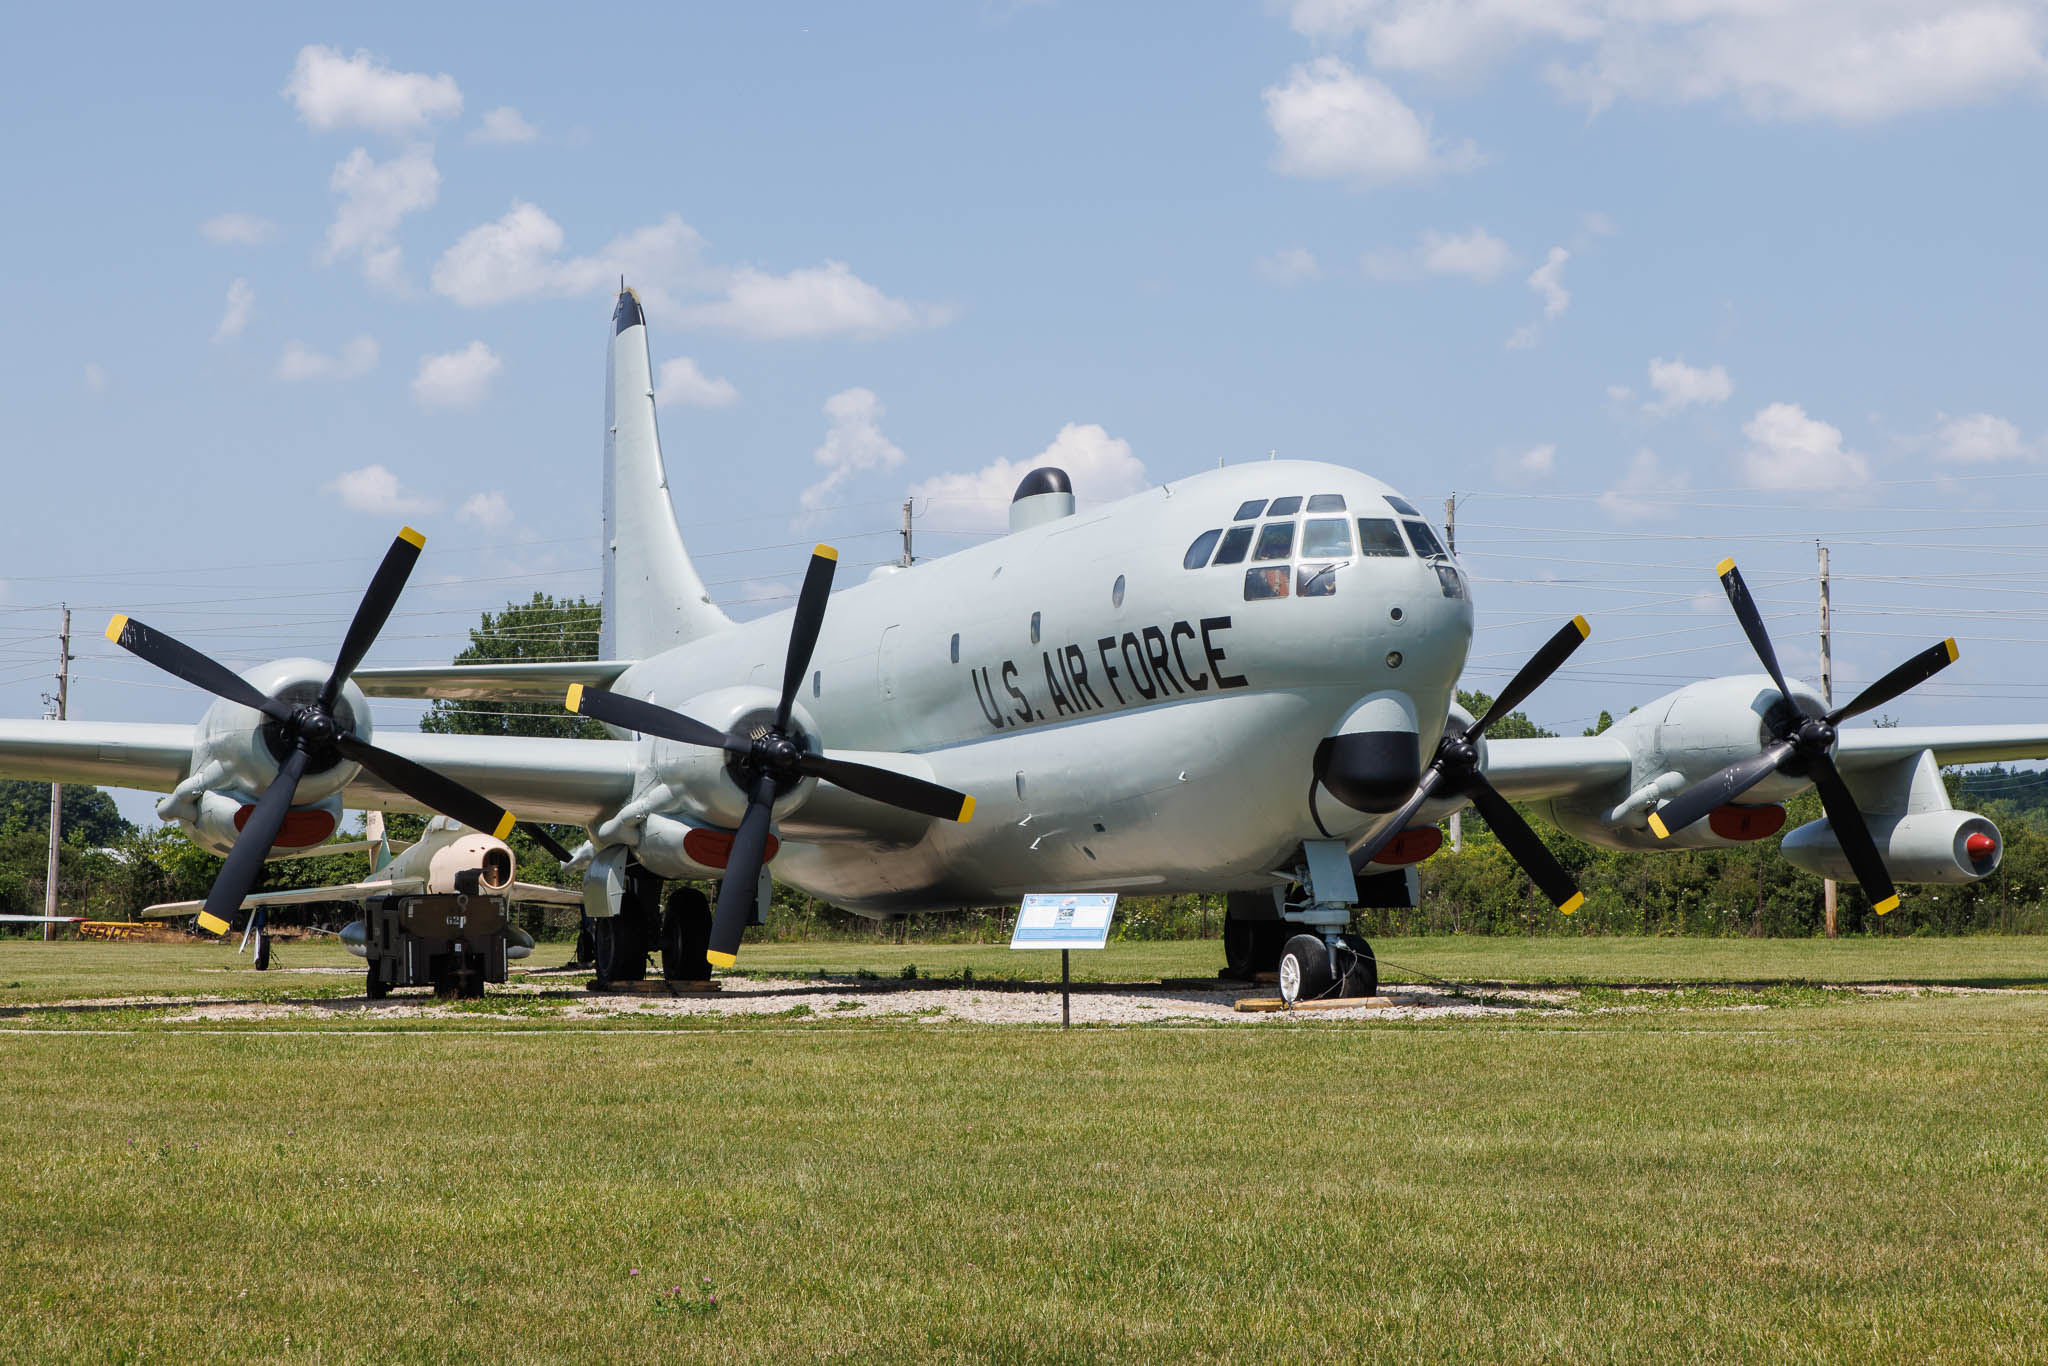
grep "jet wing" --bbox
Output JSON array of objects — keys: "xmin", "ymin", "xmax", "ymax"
[
  {"xmin": 508, "ymin": 881, "xmax": 585, "ymax": 906},
  {"xmin": 142, "ymin": 877, "xmax": 427, "ymax": 918},
  {"xmin": 350, "ymin": 660, "xmax": 635, "ymax": 702}
]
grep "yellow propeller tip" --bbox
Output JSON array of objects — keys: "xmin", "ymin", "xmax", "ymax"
[
  {"xmin": 1571, "ymin": 614, "xmax": 1590, "ymax": 640},
  {"xmin": 957, "ymin": 795, "xmax": 976, "ymax": 824},
  {"xmin": 492, "ymin": 812, "xmax": 517, "ymax": 841},
  {"xmin": 1874, "ymin": 894, "xmax": 1900, "ymax": 916},
  {"xmin": 104, "ymin": 614, "xmax": 129, "ymax": 643},
  {"xmin": 1558, "ymin": 892, "xmax": 1585, "ymax": 916},
  {"xmin": 705, "ymin": 949, "xmax": 737, "ymax": 969},
  {"xmin": 1647, "ymin": 812, "xmax": 1671, "ymax": 840},
  {"xmin": 814, "ymin": 543, "xmax": 839, "ymax": 563},
  {"xmin": 196, "ymin": 911, "xmax": 231, "ymax": 936},
  {"xmin": 1715, "ymin": 556, "xmax": 1736, "ymax": 577},
  {"xmin": 565, "ymin": 683, "xmax": 584, "ymax": 713},
  {"xmin": 1944, "ymin": 638, "xmax": 1959, "ymax": 663},
  {"xmin": 398, "ymin": 526, "xmax": 426, "ymax": 550}
]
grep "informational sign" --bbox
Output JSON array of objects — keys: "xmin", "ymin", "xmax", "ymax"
[{"xmin": 1009, "ymin": 893, "xmax": 1118, "ymax": 950}]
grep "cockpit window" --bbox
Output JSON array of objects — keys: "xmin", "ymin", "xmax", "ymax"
[
  {"xmin": 1385, "ymin": 495, "xmax": 1420, "ymax": 516},
  {"xmin": 1356, "ymin": 518, "xmax": 1408, "ymax": 556},
  {"xmin": 1402, "ymin": 519, "xmax": 1449, "ymax": 559},
  {"xmin": 1267, "ymin": 495, "xmax": 1302, "ymax": 517},
  {"xmin": 1253, "ymin": 521, "xmax": 1296, "ymax": 561},
  {"xmin": 1301, "ymin": 517, "xmax": 1351, "ymax": 557},
  {"xmin": 1298, "ymin": 562, "xmax": 1339, "ymax": 597},
  {"xmin": 1233, "ymin": 499, "xmax": 1267, "ymax": 521},
  {"xmin": 1212, "ymin": 525, "xmax": 1254, "ymax": 565},
  {"xmin": 1306, "ymin": 493, "xmax": 1346, "ymax": 513},
  {"xmin": 1183, "ymin": 528, "xmax": 1222, "ymax": 569},
  {"xmin": 1244, "ymin": 566, "xmax": 1289, "ymax": 600}
]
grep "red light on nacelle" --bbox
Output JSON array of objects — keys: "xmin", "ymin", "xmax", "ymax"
[
  {"xmin": 1967, "ymin": 832, "xmax": 1997, "ymax": 860},
  {"xmin": 682, "ymin": 827, "xmax": 781, "ymax": 870},
  {"xmin": 1707, "ymin": 804, "xmax": 1787, "ymax": 842},
  {"xmin": 1372, "ymin": 826, "xmax": 1444, "ymax": 867},
  {"xmin": 232, "ymin": 804, "xmax": 337, "ymax": 850}
]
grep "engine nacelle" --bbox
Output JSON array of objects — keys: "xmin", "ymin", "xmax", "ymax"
[
  {"xmin": 427, "ymin": 832, "xmax": 515, "ymax": 895},
  {"xmin": 1780, "ymin": 811, "xmax": 2002, "ymax": 885},
  {"xmin": 632, "ymin": 685, "xmax": 822, "ymax": 830}
]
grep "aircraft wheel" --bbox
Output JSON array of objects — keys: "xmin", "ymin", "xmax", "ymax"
[
  {"xmin": 1278, "ymin": 934, "xmax": 1335, "ymax": 1005},
  {"xmin": 661, "ymin": 887, "xmax": 713, "ymax": 981},
  {"xmin": 1338, "ymin": 934, "xmax": 1378, "ymax": 998},
  {"xmin": 573, "ymin": 922, "xmax": 595, "ymax": 968},
  {"xmin": 253, "ymin": 933, "xmax": 271, "ymax": 972},
  {"xmin": 365, "ymin": 964, "xmax": 389, "ymax": 1000},
  {"xmin": 593, "ymin": 918, "xmax": 648, "ymax": 986},
  {"xmin": 1222, "ymin": 896, "xmax": 1289, "ymax": 979}
]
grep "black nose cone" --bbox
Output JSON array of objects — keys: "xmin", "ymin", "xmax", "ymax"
[{"xmin": 613, "ymin": 289, "xmax": 645, "ymax": 335}]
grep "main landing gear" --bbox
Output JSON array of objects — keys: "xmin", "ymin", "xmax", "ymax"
[
  {"xmin": 589, "ymin": 860, "xmax": 717, "ymax": 989},
  {"xmin": 1222, "ymin": 841, "xmax": 1399, "ymax": 1004}
]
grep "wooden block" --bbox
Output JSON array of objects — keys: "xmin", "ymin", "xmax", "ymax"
[
  {"xmin": 1233, "ymin": 996, "xmax": 1395, "ymax": 1013},
  {"xmin": 585, "ymin": 978, "xmax": 724, "ymax": 996}
]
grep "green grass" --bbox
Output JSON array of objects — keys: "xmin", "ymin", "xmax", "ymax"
[{"xmin": 4, "ymin": 997, "xmax": 2048, "ymax": 1363}]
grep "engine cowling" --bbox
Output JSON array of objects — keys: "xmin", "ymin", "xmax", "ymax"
[
  {"xmin": 630, "ymin": 685, "xmax": 822, "ymax": 830},
  {"xmin": 1781, "ymin": 811, "xmax": 2002, "ymax": 885},
  {"xmin": 427, "ymin": 831, "xmax": 516, "ymax": 895}
]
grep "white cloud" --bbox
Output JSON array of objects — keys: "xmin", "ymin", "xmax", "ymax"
[
  {"xmin": 322, "ymin": 464, "xmax": 438, "ymax": 517},
  {"xmin": 199, "ymin": 213, "xmax": 278, "ymax": 246},
  {"xmin": 1263, "ymin": 57, "xmax": 1479, "ymax": 186},
  {"xmin": 284, "ymin": 45, "xmax": 461, "ymax": 135},
  {"xmin": 1365, "ymin": 226, "xmax": 1512, "ymax": 282},
  {"xmin": 275, "ymin": 336, "xmax": 379, "ymax": 381},
  {"xmin": 471, "ymin": 106, "xmax": 538, "ymax": 144},
  {"xmin": 684, "ymin": 262, "xmax": 950, "ymax": 339},
  {"xmin": 431, "ymin": 203, "xmax": 706, "ymax": 309},
  {"xmin": 83, "ymin": 363, "xmax": 107, "ymax": 394},
  {"xmin": 800, "ymin": 388, "xmax": 907, "ymax": 513},
  {"xmin": 458, "ymin": 490, "xmax": 514, "ymax": 528},
  {"xmin": 655, "ymin": 357, "xmax": 738, "ymax": 408},
  {"xmin": 1932, "ymin": 412, "xmax": 2033, "ymax": 462},
  {"xmin": 1256, "ymin": 247, "xmax": 1321, "ymax": 284},
  {"xmin": 1645, "ymin": 357, "xmax": 1733, "ymax": 415},
  {"xmin": 1495, "ymin": 443, "xmax": 1557, "ymax": 484},
  {"xmin": 1528, "ymin": 246, "xmax": 1570, "ymax": 317},
  {"xmin": 1505, "ymin": 324, "xmax": 1541, "ymax": 350},
  {"xmin": 1606, "ymin": 384, "xmax": 1634, "ymax": 403},
  {"xmin": 1740, "ymin": 402, "xmax": 1870, "ymax": 491},
  {"xmin": 411, "ymin": 341, "xmax": 502, "ymax": 410},
  {"xmin": 907, "ymin": 423, "xmax": 1151, "ymax": 533},
  {"xmin": 323, "ymin": 145, "xmax": 439, "ymax": 289},
  {"xmin": 1284, "ymin": 0, "xmax": 2048, "ymax": 124},
  {"xmin": 212, "ymin": 278, "xmax": 253, "ymax": 342},
  {"xmin": 1599, "ymin": 449, "xmax": 1689, "ymax": 522}
]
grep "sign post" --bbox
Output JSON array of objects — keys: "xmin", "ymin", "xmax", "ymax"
[{"xmin": 1009, "ymin": 893, "xmax": 1117, "ymax": 1029}]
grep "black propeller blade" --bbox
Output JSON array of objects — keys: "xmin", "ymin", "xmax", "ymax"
[
  {"xmin": 565, "ymin": 544, "xmax": 976, "ymax": 969},
  {"xmin": 517, "ymin": 822, "xmax": 576, "ymax": 865},
  {"xmin": 107, "ymin": 527, "xmax": 519, "ymax": 937},
  {"xmin": 1338, "ymin": 616, "xmax": 1591, "ymax": 916},
  {"xmin": 1647, "ymin": 558, "xmax": 1959, "ymax": 917}
]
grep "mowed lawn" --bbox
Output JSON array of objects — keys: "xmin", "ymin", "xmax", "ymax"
[{"xmin": 4, "ymin": 996, "xmax": 2048, "ymax": 1363}]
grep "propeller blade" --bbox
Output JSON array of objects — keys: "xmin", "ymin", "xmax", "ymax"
[
  {"xmin": 1808, "ymin": 751, "xmax": 1900, "ymax": 915},
  {"xmin": 1464, "ymin": 776, "xmax": 1583, "ymax": 914},
  {"xmin": 1829, "ymin": 638, "xmax": 1958, "ymax": 726},
  {"xmin": 105, "ymin": 616, "xmax": 294, "ymax": 724},
  {"xmin": 1647, "ymin": 740, "xmax": 1796, "ymax": 841},
  {"xmin": 797, "ymin": 753, "xmax": 976, "ymax": 822},
  {"xmin": 565, "ymin": 685, "xmax": 749, "ymax": 756},
  {"xmin": 707, "ymin": 771, "xmax": 780, "ymax": 967},
  {"xmin": 1469, "ymin": 617, "xmax": 1590, "ymax": 740},
  {"xmin": 1716, "ymin": 559, "xmax": 1793, "ymax": 705},
  {"xmin": 334, "ymin": 734, "xmax": 515, "ymax": 841},
  {"xmin": 776, "ymin": 546, "xmax": 838, "ymax": 731},
  {"xmin": 517, "ymin": 822, "xmax": 575, "ymax": 864},
  {"xmin": 324, "ymin": 528, "xmax": 424, "ymax": 709},
  {"xmin": 1348, "ymin": 766, "xmax": 1445, "ymax": 872},
  {"xmin": 198, "ymin": 747, "xmax": 311, "ymax": 935}
]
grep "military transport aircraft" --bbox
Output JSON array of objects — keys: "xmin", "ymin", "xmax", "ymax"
[{"xmin": 4, "ymin": 288, "xmax": 2044, "ymax": 1003}]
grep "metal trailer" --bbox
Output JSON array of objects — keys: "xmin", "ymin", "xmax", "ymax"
[{"xmin": 357, "ymin": 892, "xmax": 519, "ymax": 999}]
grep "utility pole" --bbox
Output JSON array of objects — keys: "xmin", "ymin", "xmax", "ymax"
[
  {"xmin": 43, "ymin": 605, "xmax": 70, "ymax": 941},
  {"xmin": 900, "ymin": 499, "xmax": 914, "ymax": 567},
  {"xmin": 1818, "ymin": 543, "xmax": 1837, "ymax": 939},
  {"xmin": 1445, "ymin": 494, "xmax": 1462, "ymax": 853}
]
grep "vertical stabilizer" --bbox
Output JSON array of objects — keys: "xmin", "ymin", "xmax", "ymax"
[{"xmin": 602, "ymin": 289, "xmax": 732, "ymax": 658}]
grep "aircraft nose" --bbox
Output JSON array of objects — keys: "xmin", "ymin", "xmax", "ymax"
[{"xmin": 613, "ymin": 288, "xmax": 644, "ymax": 334}]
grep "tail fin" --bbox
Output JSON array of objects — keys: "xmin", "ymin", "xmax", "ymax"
[
  {"xmin": 366, "ymin": 811, "xmax": 392, "ymax": 874},
  {"xmin": 602, "ymin": 289, "xmax": 732, "ymax": 658}
]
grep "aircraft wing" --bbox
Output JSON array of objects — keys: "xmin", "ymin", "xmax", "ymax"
[
  {"xmin": 0, "ymin": 720, "xmax": 198, "ymax": 790},
  {"xmin": 508, "ymin": 880, "xmax": 585, "ymax": 906},
  {"xmin": 351, "ymin": 660, "xmax": 635, "ymax": 702},
  {"xmin": 142, "ymin": 877, "xmax": 427, "ymax": 918}
]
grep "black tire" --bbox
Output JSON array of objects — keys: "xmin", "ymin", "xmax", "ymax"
[
  {"xmin": 365, "ymin": 963, "xmax": 389, "ymax": 1000},
  {"xmin": 1278, "ymin": 934, "xmax": 1336, "ymax": 1005},
  {"xmin": 1222, "ymin": 895, "xmax": 1290, "ymax": 979},
  {"xmin": 590, "ymin": 919, "xmax": 617, "ymax": 989},
  {"xmin": 253, "ymin": 933, "xmax": 271, "ymax": 972},
  {"xmin": 573, "ymin": 923, "xmax": 595, "ymax": 968},
  {"xmin": 1338, "ymin": 933, "xmax": 1378, "ymax": 999},
  {"xmin": 661, "ymin": 887, "xmax": 713, "ymax": 981},
  {"xmin": 1222, "ymin": 913, "xmax": 1261, "ymax": 979}
]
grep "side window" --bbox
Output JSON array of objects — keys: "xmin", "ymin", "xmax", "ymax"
[
  {"xmin": 950, "ymin": 633, "xmax": 960, "ymax": 663},
  {"xmin": 1212, "ymin": 525, "xmax": 1255, "ymax": 565},
  {"xmin": 1253, "ymin": 521, "xmax": 1296, "ymax": 561},
  {"xmin": 1030, "ymin": 611, "xmax": 1041, "ymax": 645},
  {"xmin": 1357, "ymin": 518, "xmax": 1408, "ymax": 556},
  {"xmin": 1385, "ymin": 495, "xmax": 1420, "ymax": 516},
  {"xmin": 1244, "ymin": 566, "xmax": 1290, "ymax": 600},
  {"xmin": 1301, "ymin": 517, "xmax": 1351, "ymax": 557},
  {"xmin": 1233, "ymin": 499, "xmax": 1267, "ymax": 521},
  {"xmin": 1267, "ymin": 495, "xmax": 1302, "ymax": 517},
  {"xmin": 1305, "ymin": 493, "xmax": 1346, "ymax": 512},
  {"xmin": 1403, "ymin": 519, "xmax": 1449, "ymax": 559},
  {"xmin": 812, "ymin": 669, "xmax": 822, "ymax": 697},
  {"xmin": 1183, "ymin": 528, "xmax": 1222, "ymax": 569},
  {"xmin": 1297, "ymin": 563, "xmax": 1339, "ymax": 597}
]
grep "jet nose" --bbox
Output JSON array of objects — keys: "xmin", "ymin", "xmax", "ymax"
[{"xmin": 613, "ymin": 287, "xmax": 645, "ymax": 334}]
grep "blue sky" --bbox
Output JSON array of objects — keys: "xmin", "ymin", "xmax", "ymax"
[{"xmin": 4, "ymin": 2, "xmax": 2047, "ymax": 822}]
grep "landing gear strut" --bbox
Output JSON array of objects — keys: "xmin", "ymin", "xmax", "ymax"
[{"xmin": 1269, "ymin": 840, "xmax": 1390, "ymax": 1004}]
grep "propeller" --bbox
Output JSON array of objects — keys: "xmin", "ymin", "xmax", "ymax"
[
  {"xmin": 107, "ymin": 527, "xmax": 518, "ymax": 937},
  {"xmin": 517, "ymin": 822, "xmax": 576, "ymax": 864},
  {"xmin": 1646, "ymin": 558, "xmax": 1957, "ymax": 916},
  {"xmin": 565, "ymin": 544, "xmax": 975, "ymax": 968},
  {"xmin": 1336, "ymin": 616, "xmax": 1593, "ymax": 915}
]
